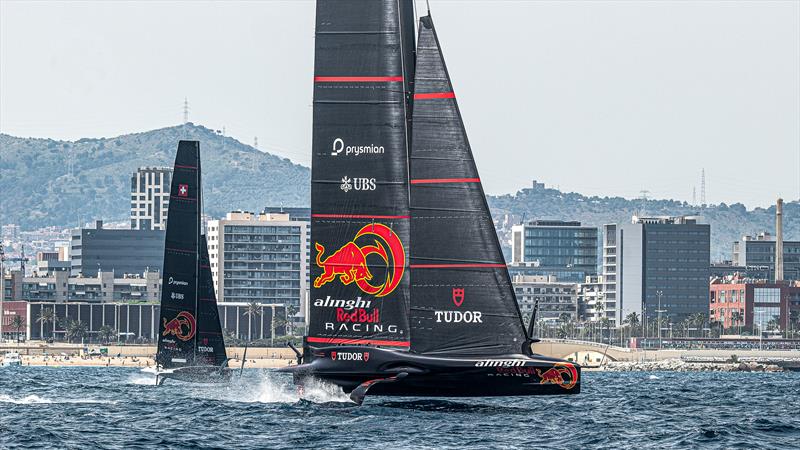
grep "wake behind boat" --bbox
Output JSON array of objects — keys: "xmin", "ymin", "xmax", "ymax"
[
  {"xmin": 153, "ymin": 140, "xmax": 232, "ymax": 385},
  {"xmin": 279, "ymin": 0, "xmax": 580, "ymax": 404}
]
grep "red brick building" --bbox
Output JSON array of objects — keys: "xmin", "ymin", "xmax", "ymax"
[{"xmin": 709, "ymin": 276, "xmax": 800, "ymax": 333}]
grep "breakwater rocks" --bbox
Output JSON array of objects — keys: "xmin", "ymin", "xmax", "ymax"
[{"xmin": 603, "ymin": 359, "xmax": 786, "ymax": 372}]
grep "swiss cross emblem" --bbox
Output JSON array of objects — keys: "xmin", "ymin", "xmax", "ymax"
[
  {"xmin": 178, "ymin": 184, "xmax": 188, "ymax": 197},
  {"xmin": 452, "ymin": 288, "xmax": 465, "ymax": 307}
]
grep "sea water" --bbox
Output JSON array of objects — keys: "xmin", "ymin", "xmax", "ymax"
[{"xmin": 0, "ymin": 367, "xmax": 797, "ymax": 449}]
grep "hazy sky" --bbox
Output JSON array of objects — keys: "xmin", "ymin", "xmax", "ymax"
[{"xmin": 1, "ymin": 0, "xmax": 798, "ymax": 207}]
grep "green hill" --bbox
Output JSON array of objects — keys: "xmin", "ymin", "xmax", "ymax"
[
  {"xmin": 1, "ymin": 124, "xmax": 792, "ymax": 261},
  {"xmin": 0, "ymin": 123, "xmax": 310, "ymax": 228}
]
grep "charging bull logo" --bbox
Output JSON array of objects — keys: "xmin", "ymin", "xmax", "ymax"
[
  {"xmin": 536, "ymin": 362, "xmax": 578, "ymax": 390},
  {"xmin": 162, "ymin": 311, "xmax": 196, "ymax": 342},
  {"xmin": 314, "ymin": 223, "xmax": 405, "ymax": 297}
]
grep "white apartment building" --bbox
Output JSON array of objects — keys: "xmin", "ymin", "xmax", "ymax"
[
  {"xmin": 207, "ymin": 211, "xmax": 309, "ymax": 310},
  {"xmin": 130, "ymin": 167, "xmax": 172, "ymax": 230}
]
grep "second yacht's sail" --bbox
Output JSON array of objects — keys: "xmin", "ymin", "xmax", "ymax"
[
  {"xmin": 157, "ymin": 141, "xmax": 201, "ymax": 368},
  {"xmin": 409, "ymin": 15, "xmax": 528, "ymax": 356}
]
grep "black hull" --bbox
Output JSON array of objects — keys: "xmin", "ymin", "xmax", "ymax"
[
  {"xmin": 277, "ymin": 347, "xmax": 580, "ymax": 401},
  {"xmin": 156, "ymin": 365, "xmax": 232, "ymax": 385}
]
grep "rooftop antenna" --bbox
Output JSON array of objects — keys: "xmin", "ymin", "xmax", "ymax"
[{"xmin": 700, "ymin": 168, "xmax": 706, "ymax": 207}]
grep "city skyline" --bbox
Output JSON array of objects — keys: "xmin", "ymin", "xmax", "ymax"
[{"xmin": 1, "ymin": 1, "xmax": 798, "ymax": 208}]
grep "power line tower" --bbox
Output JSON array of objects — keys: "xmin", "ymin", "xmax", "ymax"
[
  {"xmin": 700, "ymin": 168, "xmax": 706, "ymax": 207},
  {"xmin": 183, "ymin": 97, "xmax": 190, "ymax": 124},
  {"xmin": 692, "ymin": 186, "xmax": 697, "ymax": 207},
  {"xmin": 639, "ymin": 190, "xmax": 650, "ymax": 216}
]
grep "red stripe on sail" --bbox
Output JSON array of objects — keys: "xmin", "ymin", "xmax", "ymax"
[
  {"xmin": 307, "ymin": 337, "xmax": 410, "ymax": 347},
  {"xmin": 410, "ymin": 178, "xmax": 481, "ymax": 184},
  {"xmin": 170, "ymin": 195, "xmax": 197, "ymax": 202},
  {"xmin": 312, "ymin": 214, "xmax": 410, "ymax": 220},
  {"xmin": 413, "ymin": 92, "xmax": 455, "ymax": 99},
  {"xmin": 173, "ymin": 165, "xmax": 197, "ymax": 170},
  {"xmin": 314, "ymin": 76, "xmax": 403, "ymax": 82},
  {"xmin": 410, "ymin": 263, "xmax": 507, "ymax": 269}
]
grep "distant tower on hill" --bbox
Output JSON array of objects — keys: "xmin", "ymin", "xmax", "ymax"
[
  {"xmin": 183, "ymin": 97, "xmax": 189, "ymax": 124},
  {"xmin": 700, "ymin": 169, "xmax": 706, "ymax": 207}
]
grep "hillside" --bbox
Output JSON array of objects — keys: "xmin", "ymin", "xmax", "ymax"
[
  {"xmin": 487, "ymin": 185, "xmax": 798, "ymax": 262},
  {"xmin": 0, "ymin": 124, "xmax": 793, "ymax": 261},
  {"xmin": 0, "ymin": 123, "xmax": 310, "ymax": 228}
]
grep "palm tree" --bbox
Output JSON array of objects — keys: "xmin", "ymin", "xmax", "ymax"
[
  {"xmin": 624, "ymin": 312, "xmax": 641, "ymax": 338},
  {"xmin": 37, "ymin": 308, "xmax": 55, "ymax": 340},
  {"xmin": 285, "ymin": 304, "xmax": 298, "ymax": 336},
  {"xmin": 690, "ymin": 313, "xmax": 707, "ymax": 337},
  {"xmin": 98, "ymin": 325, "xmax": 116, "ymax": 344},
  {"xmin": 10, "ymin": 315, "xmax": 25, "ymax": 343},
  {"xmin": 243, "ymin": 301, "xmax": 261, "ymax": 342},
  {"xmin": 731, "ymin": 311, "xmax": 744, "ymax": 336},
  {"xmin": 65, "ymin": 320, "xmax": 88, "ymax": 343}
]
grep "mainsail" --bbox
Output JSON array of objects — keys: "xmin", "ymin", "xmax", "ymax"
[
  {"xmin": 408, "ymin": 15, "xmax": 528, "ymax": 356},
  {"xmin": 308, "ymin": 0, "xmax": 416, "ymax": 348}
]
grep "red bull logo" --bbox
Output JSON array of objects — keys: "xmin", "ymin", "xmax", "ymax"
[
  {"xmin": 162, "ymin": 311, "xmax": 196, "ymax": 342},
  {"xmin": 536, "ymin": 362, "xmax": 578, "ymax": 390},
  {"xmin": 314, "ymin": 223, "xmax": 405, "ymax": 297}
]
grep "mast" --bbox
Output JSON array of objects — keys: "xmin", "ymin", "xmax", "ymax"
[
  {"xmin": 408, "ymin": 14, "xmax": 528, "ymax": 356},
  {"xmin": 308, "ymin": 0, "xmax": 414, "ymax": 350}
]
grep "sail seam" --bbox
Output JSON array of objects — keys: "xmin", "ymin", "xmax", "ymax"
[{"xmin": 314, "ymin": 76, "xmax": 403, "ymax": 82}]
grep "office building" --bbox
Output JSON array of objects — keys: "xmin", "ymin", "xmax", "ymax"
[
  {"xmin": 733, "ymin": 233, "xmax": 800, "ymax": 281},
  {"xmin": 71, "ymin": 221, "xmax": 165, "ymax": 277},
  {"xmin": 207, "ymin": 211, "xmax": 308, "ymax": 309},
  {"xmin": 512, "ymin": 275, "xmax": 579, "ymax": 324},
  {"xmin": 130, "ymin": 167, "xmax": 172, "ymax": 231},
  {"xmin": 603, "ymin": 216, "xmax": 711, "ymax": 325},
  {"xmin": 709, "ymin": 275, "xmax": 800, "ymax": 333},
  {"xmin": 509, "ymin": 220, "xmax": 598, "ymax": 282}
]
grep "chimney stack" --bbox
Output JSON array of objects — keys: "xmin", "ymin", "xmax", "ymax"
[{"xmin": 775, "ymin": 198, "xmax": 784, "ymax": 282}]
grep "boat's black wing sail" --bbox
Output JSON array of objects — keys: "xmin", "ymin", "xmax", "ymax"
[
  {"xmin": 308, "ymin": 0, "xmax": 413, "ymax": 350},
  {"xmin": 196, "ymin": 235, "xmax": 227, "ymax": 367},
  {"xmin": 157, "ymin": 140, "xmax": 200, "ymax": 369},
  {"xmin": 409, "ymin": 15, "xmax": 528, "ymax": 356}
]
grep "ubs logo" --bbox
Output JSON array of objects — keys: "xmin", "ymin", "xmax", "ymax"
[{"xmin": 340, "ymin": 176, "xmax": 376, "ymax": 193}]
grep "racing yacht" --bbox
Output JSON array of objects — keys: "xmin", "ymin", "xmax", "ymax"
[
  {"xmin": 279, "ymin": 1, "xmax": 580, "ymax": 404},
  {"xmin": 153, "ymin": 140, "xmax": 230, "ymax": 385}
]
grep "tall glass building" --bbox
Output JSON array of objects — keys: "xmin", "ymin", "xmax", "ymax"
[{"xmin": 510, "ymin": 220, "xmax": 598, "ymax": 282}]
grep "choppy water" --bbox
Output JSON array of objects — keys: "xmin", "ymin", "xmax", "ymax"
[{"xmin": 0, "ymin": 367, "xmax": 797, "ymax": 449}]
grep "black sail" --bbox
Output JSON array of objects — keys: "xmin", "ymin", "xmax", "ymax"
[
  {"xmin": 196, "ymin": 235, "xmax": 226, "ymax": 367},
  {"xmin": 409, "ymin": 15, "xmax": 528, "ymax": 356},
  {"xmin": 157, "ymin": 140, "xmax": 201, "ymax": 368},
  {"xmin": 308, "ymin": 0, "xmax": 415, "ymax": 349}
]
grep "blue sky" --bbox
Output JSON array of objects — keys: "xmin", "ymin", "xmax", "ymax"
[{"xmin": 1, "ymin": 0, "xmax": 798, "ymax": 207}]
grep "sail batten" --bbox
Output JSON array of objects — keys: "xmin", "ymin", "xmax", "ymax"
[{"xmin": 408, "ymin": 15, "xmax": 528, "ymax": 356}]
